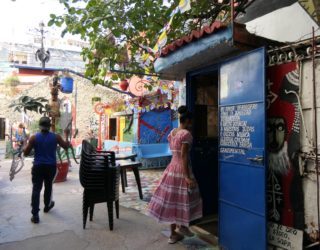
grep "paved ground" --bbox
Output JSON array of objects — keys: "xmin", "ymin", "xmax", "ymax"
[
  {"xmin": 0, "ymin": 159, "xmax": 185, "ymax": 250},
  {"xmin": 0, "ymin": 158, "xmax": 215, "ymax": 250}
]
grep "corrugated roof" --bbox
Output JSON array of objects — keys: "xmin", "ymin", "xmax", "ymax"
[{"xmin": 160, "ymin": 21, "xmax": 228, "ymax": 57}]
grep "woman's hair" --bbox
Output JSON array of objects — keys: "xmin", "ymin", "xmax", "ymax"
[
  {"xmin": 178, "ymin": 106, "xmax": 192, "ymax": 123},
  {"xmin": 18, "ymin": 123, "xmax": 24, "ymax": 129}
]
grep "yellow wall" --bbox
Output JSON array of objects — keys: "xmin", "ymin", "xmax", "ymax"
[{"xmin": 119, "ymin": 117, "xmax": 126, "ymax": 141}]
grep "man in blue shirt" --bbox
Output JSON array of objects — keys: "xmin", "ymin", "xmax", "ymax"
[{"xmin": 24, "ymin": 117, "xmax": 70, "ymax": 224}]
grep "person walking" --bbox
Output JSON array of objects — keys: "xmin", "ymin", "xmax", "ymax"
[
  {"xmin": 147, "ymin": 106, "xmax": 202, "ymax": 244},
  {"xmin": 23, "ymin": 117, "xmax": 70, "ymax": 223}
]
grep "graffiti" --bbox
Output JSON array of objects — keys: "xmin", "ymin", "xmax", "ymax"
[
  {"xmin": 139, "ymin": 109, "xmax": 172, "ymax": 144},
  {"xmin": 89, "ymin": 116, "xmax": 99, "ymax": 134},
  {"xmin": 267, "ymin": 62, "xmax": 307, "ymax": 248}
]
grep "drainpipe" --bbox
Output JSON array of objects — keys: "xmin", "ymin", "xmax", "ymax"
[{"xmin": 312, "ymin": 26, "xmax": 320, "ymax": 241}]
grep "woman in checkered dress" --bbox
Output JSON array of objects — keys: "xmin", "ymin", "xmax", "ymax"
[{"xmin": 147, "ymin": 106, "xmax": 202, "ymax": 244}]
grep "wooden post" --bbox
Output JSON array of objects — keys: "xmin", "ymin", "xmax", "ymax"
[
  {"xmin": 50, "ymin": 75, "xmax": 60, "ymax": 132},
  {"xmin": 97, "ymin": 114, "xmax": 102, "ymax": 150}
]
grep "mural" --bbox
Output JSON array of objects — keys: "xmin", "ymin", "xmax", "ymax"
[
  {"xmin": 138, "ymin": 109, "xmax": 172, "ymax": 144},
  {"xmin": 267, "ymin": 62, "xmax": 319, "ymax": 249},
  {"xmin": 123, "ymin": 115, "xmax": 134, "ymax": 142}
]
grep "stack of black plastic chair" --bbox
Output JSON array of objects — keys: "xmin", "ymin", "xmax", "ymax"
[{"xmin": 80, "ymin": 140, "xmax": 120, "ymax": 230}]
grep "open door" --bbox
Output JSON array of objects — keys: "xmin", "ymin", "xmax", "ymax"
[{"xmin": 219, "ymin": 48, "xmax": 266, "ymax": 250}]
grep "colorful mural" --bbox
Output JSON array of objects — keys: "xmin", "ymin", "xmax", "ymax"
[
  {"xmin": 138, "ymin": 109, "xmax": 172, "ymax": 144},
  {"xmin": 123, "ymin": 116, "xmax": 134, "ymax": 142},
  {"xmin": 267, "ymin": 62, "xmax": 318, "ymax": 249}
]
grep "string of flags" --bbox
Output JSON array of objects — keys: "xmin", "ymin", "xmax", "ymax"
[{"xmin": 138, "ymin": 0, "xmax": 191, "ymax": 71}]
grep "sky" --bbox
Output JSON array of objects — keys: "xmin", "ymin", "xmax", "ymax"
[
  {"xmin": 0, "ymin": 0, "xmax": 319, "ymax": 45},
  {"xmin": 0, "ymin": 0, "xmax": 71, "ymax": 43}
]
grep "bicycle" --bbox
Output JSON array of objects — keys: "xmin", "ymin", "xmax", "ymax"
[{"xmin": 7, "ymin": 127, "xmax": 27, "ymax": 181}]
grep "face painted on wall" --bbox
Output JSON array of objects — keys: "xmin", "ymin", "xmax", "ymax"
[{"xmin": 267, "ymin": 117, "xmax": 286, "ymax": 153}]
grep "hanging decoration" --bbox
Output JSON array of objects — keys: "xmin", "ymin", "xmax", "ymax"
[
  {"xmin": 138, "ymin": 0, "xmax": 192, "ymax": 71},
  {"xmin": 119, "ymin": 79, "xmax": 129, "ymax": 91},
  {"xmin": 125, "ymin": 80, "xmax": 179, "ymax": 114}
]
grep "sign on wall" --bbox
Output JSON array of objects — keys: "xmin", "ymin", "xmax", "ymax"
[{"xmin": 268, "ymin": 223, "xmax": 303, "ymax": 250}]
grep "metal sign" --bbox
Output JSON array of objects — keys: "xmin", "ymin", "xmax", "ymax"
[{"xmin": 219, "ymin": 48, "xmax": 267, "ymax": 250}]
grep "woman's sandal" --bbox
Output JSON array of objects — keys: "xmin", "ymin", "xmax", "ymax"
[
  {"xmin": 177, "ymin": 226, "xmax": 195, "ymax": 237},
  {"xmin": 168, "ymin": 233, "xmax": 184, "ymax": 244}
]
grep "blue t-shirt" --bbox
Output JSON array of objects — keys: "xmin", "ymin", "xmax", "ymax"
[
  {"xmin": 15, "ymin": 130, "xmax": 26, "ymax": 142},
  {"xmin": 34, "ymin": 132, "xmax": 57, "ymax": 166}
]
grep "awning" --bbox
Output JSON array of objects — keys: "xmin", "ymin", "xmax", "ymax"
[{"xmin": 154, "ymin": 22, "xmax": 281, "ymax": 80}]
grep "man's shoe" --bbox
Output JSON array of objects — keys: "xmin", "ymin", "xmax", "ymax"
[
  {"xmin": 31, "ymin": 215, "xmax": 40, "ymax": 224},
  {"xmin": 44, "ymin": 201, "xmax": 55, "ymax": 213}
]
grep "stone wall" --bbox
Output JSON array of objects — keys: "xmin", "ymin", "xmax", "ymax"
[{"xmin": 0, "ymin": 74, "xmax": 125, "ymax": 139}]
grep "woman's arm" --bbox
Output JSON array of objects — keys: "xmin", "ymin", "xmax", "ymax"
[
  {"xmin": 181, "ymin": 142, "xmax": 196, "ymax": 188},
  {"xmin": 181, "ymin": 143, "xmax": 190, "ymax": 178}
]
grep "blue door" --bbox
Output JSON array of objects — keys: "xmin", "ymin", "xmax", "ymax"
[{"xmin": 219, "ymin": 48, "xmax": 266, "ymax": 250}]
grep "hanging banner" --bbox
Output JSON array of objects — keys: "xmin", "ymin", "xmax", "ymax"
[
  {"xmin": 179, "ymin": 0, "xmax": 191, "ymax": 13},
  {"xmin": 139, "ymin": 0, "xmax": 192, "ymax": 69}
]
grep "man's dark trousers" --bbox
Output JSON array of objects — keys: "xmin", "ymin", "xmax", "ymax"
[{"xmin": 31, "ymin": 164, "xmax": 57, "ymax": 216}]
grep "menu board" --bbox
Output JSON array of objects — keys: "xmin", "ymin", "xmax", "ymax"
[{"xmin": 220, "ymin": 103, "xmax": 257, "ymax": 151}]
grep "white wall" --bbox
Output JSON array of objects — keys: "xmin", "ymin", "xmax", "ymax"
[{"xmin": 246, "ymin": 3, "xmax": 320, "ymax": 42}]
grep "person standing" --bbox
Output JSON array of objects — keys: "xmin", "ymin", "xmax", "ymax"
[
  {"xmin": 14, "ymin": 123, "xmax": 27, "ymax": 156},
  {"xmin": 23, "ymin": 117, "xmax": 70, "ymax": 223},
  {"xmin": 147, "ymin": 106, "xmax": 202, "ymax": 244}
]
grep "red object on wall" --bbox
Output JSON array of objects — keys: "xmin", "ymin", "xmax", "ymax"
[{"xmin": 119, "ymin": 80, "xmax": 129, "ymax": 91}]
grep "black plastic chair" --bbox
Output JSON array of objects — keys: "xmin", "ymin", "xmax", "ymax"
[{"xmin": 80, "ymin": 140, "xmax": 120, "ymax": 230}]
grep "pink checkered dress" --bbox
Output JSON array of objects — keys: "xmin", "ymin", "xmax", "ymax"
[{"xmin": 147, "ymin": 129, "xmax": 202, "ymax": 226}]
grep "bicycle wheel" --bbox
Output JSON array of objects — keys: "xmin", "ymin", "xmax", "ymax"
[{"xmin": 9, "ymin": 153, "xmax": 24, "ymax": 181}]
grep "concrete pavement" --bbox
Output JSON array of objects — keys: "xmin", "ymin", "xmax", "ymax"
[{"xmin": 0, "ymin": 158, "xmax": 186, "ymax": 250}]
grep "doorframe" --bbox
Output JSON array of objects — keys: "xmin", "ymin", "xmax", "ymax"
[{"xmin": 186, "ymin": 63, "xmax": 221, "ymax": 223}]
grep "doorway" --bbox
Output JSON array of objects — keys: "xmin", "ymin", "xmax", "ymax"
[
  {"xmin": 0, "ymin": 118, "xmax": 5, "ymax": 140},
  {"xmin": 109, "ymin": 118, "xmax": 117, "ymax": 140},
  {"xmin": 187, "ymin": 69, "xmax": 219, "ymax": 236}
]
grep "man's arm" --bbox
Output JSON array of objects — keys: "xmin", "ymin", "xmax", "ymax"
[
  {"xmin": 56, "ymin": 134, "xmax": 70, "ymax": 150},
  {"xmin": 23, "ymin": 135, "xmax": 35, "ymax": 156}
]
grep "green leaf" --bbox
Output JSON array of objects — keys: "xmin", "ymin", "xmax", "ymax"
[
  {"xmin": 49, "ymin": 0, "xmax": 240, "ymax": 86},
  {"xmin": 48, "ymin": 19, "xmax": 55, "ymax": 27}
]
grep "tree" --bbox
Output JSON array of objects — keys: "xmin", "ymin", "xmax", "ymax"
[
  {"xmin": 9, "ymin": 96, "xmax": 51, "ymax": 116},
  {"xmin": 49, "ymin": 0, "xmax": 251, "ymax": 86},
  {"xmin": 3, "ymin": 75, "xmax": 20, "ymax": 96},
  {"xmin": 4, "ymin": 75, "xmax": 20, "ymax": 87}
]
